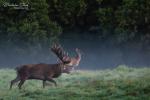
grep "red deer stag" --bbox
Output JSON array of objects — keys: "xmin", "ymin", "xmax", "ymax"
[{"xmin": 10, "ymin": 44, "xmax": 81, "ymax": 89}]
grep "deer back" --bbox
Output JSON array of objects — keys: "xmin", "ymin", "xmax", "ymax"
[{"xmin": 16, "ymin": 63, "xmax": 63, "ymax": 79}]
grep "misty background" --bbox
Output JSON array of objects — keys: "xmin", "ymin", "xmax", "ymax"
[
  {"xmin": 0, "ymin": 33, "xmax": 150, "ymax": 69},
  {"xmin": 0, "ymin": 0, "xmax": 150, "ymax": 69}
]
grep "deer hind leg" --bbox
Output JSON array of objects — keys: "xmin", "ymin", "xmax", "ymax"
[
  {"xmin": 18, "ymin": 75, "xmax": 28, "ymax": 89},
  {"xmin": 47, "ymin": 78, "xmax": 57, "ymax": 86},
  {"xmin": 10, "ymin": 76, "xmax": 20, "ymax": 90}
]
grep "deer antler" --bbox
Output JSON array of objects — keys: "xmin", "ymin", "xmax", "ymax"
[
  {"xmin": 51, "ymin": 43, "xmax": 82, "ymax": 68},
  {"xmin": 66, "ymin": 48, "xmax": 81, "ymax": 67},
  {"xmin": 51, "ymin": 43, "xmax": 71, "ymax": 64},
  {"xmin": 74, "ymin": 48, "xmax": 81, "ymax": 66}
]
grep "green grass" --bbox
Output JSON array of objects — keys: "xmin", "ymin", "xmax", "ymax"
[{"xmin": 0, "ymin": 65, "xmax": 150, "ymax": 100}]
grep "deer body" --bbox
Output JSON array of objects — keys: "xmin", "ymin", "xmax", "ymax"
[
  {"xmin": 10, "ymin": 43, "xmax": 81, "ymax": 89},
  {"xmin": 18, "ymin": 63, "xmax": 63, "ymax": 79},
  {"xmin": 10, "ymin": 63, "xmax": 68, "ymax": 89}
]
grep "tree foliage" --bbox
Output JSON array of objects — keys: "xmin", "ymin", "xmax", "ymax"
[
  {"xmin": 0, "ymin": 0, "xmax": 150, "ymax": 49},
  {"xmin": 0, "ymin": 0, "xmax": 61, "ymax": 48}
]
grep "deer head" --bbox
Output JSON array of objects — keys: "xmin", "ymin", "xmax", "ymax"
[{"xmin": 51, "ymin": 43, "xmax": 81, "ymax": 71}]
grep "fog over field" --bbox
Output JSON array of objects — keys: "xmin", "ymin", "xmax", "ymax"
[
  {"xmin": 0, "ymin": 36, "xmax": 149, "ymax": 69},
  {"xmin": 0, "ymin": 0, "xmax": 150, "ymax": 70}
]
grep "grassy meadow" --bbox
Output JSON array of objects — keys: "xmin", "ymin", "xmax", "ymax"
[{"xmin": 0, "ymin": 65, "xmax": 150, "ymax": 100}]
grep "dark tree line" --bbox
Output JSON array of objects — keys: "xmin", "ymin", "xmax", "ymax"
[{"xmin": 0, "ymin": 0, "xmax": 150, "ymax": 50}]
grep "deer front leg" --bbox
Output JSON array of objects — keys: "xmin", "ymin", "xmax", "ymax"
[{"xmin": 47, "ymin": 78, "xmax": 57, "ymax": 87}]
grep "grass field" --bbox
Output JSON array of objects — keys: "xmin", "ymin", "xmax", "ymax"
[{"xmin": 0, "ymin": 65, "xmax": 150, "ymax": 100}]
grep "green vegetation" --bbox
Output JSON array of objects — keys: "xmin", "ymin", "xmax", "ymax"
[
  {"xmin": 0, "ymin": 65, "xmax": 150, "ymax": 100},
  {"xmin": 0, "ymin": 0, "xmax": 150, "ymax": 48}
]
